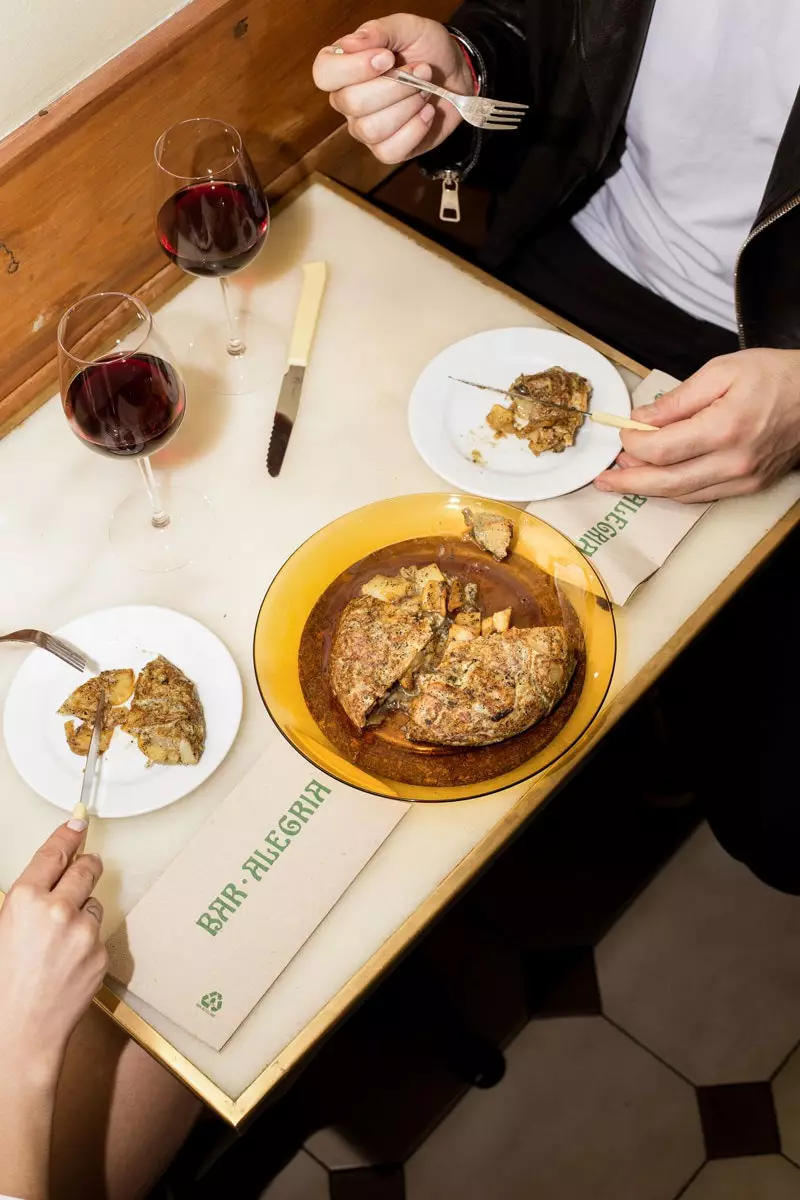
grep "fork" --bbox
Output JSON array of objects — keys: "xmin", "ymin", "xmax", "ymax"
[
  {"xmin": 388, "ymin": 69, "xmax": 528, "ymax": 130},
  {"xmin": 0, "ymin": 630, "xmax": 87, "ymax": 672}
]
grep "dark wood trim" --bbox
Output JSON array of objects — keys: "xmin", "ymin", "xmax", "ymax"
[{"xmin": 0, "ymin": 0, "xmax": 448, "ymax": 437}]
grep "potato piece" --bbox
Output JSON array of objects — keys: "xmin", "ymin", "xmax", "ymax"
[
  {"xmin": 462, "ymin": 582, "xmax": 479, "ymax": 611},
  {"xmin": 360, "ymin": 574, "xmax": 411, "ymax": 603},
  {"xmin": 448, "ymin": 624, "xmax": 476, "ymax": 643},
  {"xmin": 454, "ymin": 611, "xmax": 482, "ymax": 634},
  {"xmin": 59, "ymin": 669, "xmax": 136, "ymax": 719},
  {"xmin": 486, "ymin": 404, "xmax": 515, "ymax": 436},
  {"xmin": 136, "ymin": 718, "xmax": 205, "ymax": 766},
  {"xmin": 481, "ymin": 616, "xmax": 495, "ymax": 637},
  {"xmin": 447, "ymin": 579, "xmax": 465, "ymax": 612},
  {"xmin": 414, "ymin": 563, "xmax": 445, "ymax": 591},
  {"xmin": 106, "ymin": 671, "xmax": 136, "ymax": 706},
  {"xmin": 492, "ymin": 607, "xmax": 512, "ymax": 633},
  {"xmin": 420, "ymin": 579, "xmax": 447, "ymax": 617}
]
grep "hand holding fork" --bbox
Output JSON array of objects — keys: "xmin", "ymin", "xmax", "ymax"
[{"xmin": 313, "ymin": 14, "xmax": 527, "ymax": 164}]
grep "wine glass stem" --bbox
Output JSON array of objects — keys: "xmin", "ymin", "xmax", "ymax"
[
  {"xmin": 219, "ymin": 277, "xmax": 246, "ymax": 357},
  {"xmin": 138, "ymin": 458, "xmax": 171, "ymax": 530}
]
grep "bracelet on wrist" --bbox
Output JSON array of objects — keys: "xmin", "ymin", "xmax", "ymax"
[{"xmin": 451, "ymin": 35, "xmax": 480, "ymax": 95}]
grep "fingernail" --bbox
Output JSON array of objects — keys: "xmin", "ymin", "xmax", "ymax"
[
  {"xmin": 371, "ymin": 50, "xmax": 394, "ymax": 71},
  {"xmin": 352, "ymin": 29, "xmax": 370, "ymax": 37},
  {"xmin": 632, "ymin": 403, "xmax": 653, "ymax": 417},
  {"xmin": 68, "ymin": 818, "xmax": 88, "ymax": 832},
  {"xmin": 420, "ymin": 103, "xmax": 435, "ymax": 124},
  {"xmin": 412, "ymin": 62, "xmax": 433, "ymax": 80},
  {"xmin": 327, "ymin": 44, "xmax": 345, "ymax": 54},
  {"xmin": 594, "ymin": 480, "xmax": 612, "ymax": 491}
]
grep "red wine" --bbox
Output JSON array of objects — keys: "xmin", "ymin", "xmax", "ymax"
[
  {"xmin": 64, "ymin": 353, "xmax": 185, "ymax": 459},
  {"xmin": 156, "ymin": 181, "xmax": 269, "ymax": 277}
]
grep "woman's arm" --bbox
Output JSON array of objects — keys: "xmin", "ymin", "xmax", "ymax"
[
  {"xmin": 0, "ymin": 820, "xmax": 106, "ymax": 1200},
  {"xmin": 0, "ymin": 1061, "xmax": 55, "ymax": 1200}
]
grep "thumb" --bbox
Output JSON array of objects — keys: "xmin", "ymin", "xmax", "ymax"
[
  {"xmin": 631, "ymin": 360, "xmax": 734, "ymax": 427},
  {"xmin": 336, "ymin": 14, "xmax": 427, "ymax": 53}
]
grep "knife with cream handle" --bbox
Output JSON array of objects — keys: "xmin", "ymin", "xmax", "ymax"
[
  {"xmin": 267, "ymin": 262, "xmax": 328, "ymax": 476},
  {"xmin": 450, "ymin": 376, "xmax": 658, "ymax": 432}
]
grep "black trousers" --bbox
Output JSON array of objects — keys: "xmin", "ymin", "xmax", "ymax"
[
  {"xmin": 505, "ymin": 219, "xmax": 741, "ymax": 377},
  {"xmin": 506, "ymin": 220, "xmax": 800, "ymax": 894}
]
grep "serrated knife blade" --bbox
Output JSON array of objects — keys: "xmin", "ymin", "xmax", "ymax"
[{"xmin": 267, "ymin": 365, "xmax": 305, "ymax": 477}]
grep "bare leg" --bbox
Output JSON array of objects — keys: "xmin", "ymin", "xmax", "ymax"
[{"xmin": 50, "ymin": 1004, "xmax": 202, "ymax": 1200}]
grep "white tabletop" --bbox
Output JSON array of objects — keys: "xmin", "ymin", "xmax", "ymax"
[{"xmin": 1, "ymin": 178, "xmax": 797, "ymax": 1117}]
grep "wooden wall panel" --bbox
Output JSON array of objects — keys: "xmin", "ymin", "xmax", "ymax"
[{"xmin": 0, "ymin": 0, "xmax": 453, "ymax": 436}]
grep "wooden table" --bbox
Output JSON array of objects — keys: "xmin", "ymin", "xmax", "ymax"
[{"xmin": 0, "ymin": 176, "xmax": 797, "ymax": 1125}]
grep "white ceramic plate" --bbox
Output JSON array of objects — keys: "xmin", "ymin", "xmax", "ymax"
[
  {"xmin": 408, "ymin": 327, "xmax": 631, "ymax": 501},
  {"xmin": 3, "ymin": 606, "xmax": 242, "ymax": 818}
]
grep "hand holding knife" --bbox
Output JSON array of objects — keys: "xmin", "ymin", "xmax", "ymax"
[{"xmin": 267, "ymin": 262, "xmax": 328, "ymax": 477}]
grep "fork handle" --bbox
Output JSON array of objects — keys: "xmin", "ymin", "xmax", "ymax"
[{"xmin": 388, "ymin": 69, "xmax": 451, "ymax": 103}]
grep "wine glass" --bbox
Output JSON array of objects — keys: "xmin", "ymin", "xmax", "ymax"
[
  {"xmin": 57, "ymin": 292, "xmax": 211, "ymax": 572},
  {"xmin": 154, "ymin": 117, "xmax": 283, "ymax": 394}
]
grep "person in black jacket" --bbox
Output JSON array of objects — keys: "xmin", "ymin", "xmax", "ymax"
[
  {"xmin": 313, "ymin": 4, "xmax": 800, "ymax": 503},
  {"xmin": 314, "ymin": 6, "xmax": 800, "ymax": 897}
]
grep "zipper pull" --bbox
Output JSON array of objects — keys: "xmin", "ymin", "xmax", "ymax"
[{"xmin": 439, "ymin": 171, "xmax": 461, "ymax": 223}]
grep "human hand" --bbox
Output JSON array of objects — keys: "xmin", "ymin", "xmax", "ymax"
[
  {"xmin": 0, "ymin": 821, "xmax": 107, "ymax": 1082},
  {"xmin": 313, "ymin": 14, "xmax": 472, "ymax": 163},
  {"xmin": 595, "ymin": 349, "xmax": 800, "ymax": 502}
]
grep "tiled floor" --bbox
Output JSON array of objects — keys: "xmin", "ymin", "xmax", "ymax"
[
  {"xmin": 405, "ymin": 1017, "xmax": 704, "ymax": 1200},
  {"xmin": 597, "ymin": 825, "xmax": 800, "ymax": 1086},
  {"xmin": 263, "ymin": 1152, "xmax": 330, "ymax": 1200},
  {"xmin": 263, "ymin": 823, "xmax": 800, "ymax": 1199}
]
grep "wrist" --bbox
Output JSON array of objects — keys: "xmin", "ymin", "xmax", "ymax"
[
  {"xmin": 447, "ymin": 28, "xmax": 483, "ymax": 96},
  {"xmin": 0, "ymin": 1024, "xmax": 64, "ymax": 1093},
  {"xmin": 451, "ymin": 38, "xmax": 479, "ymax": 95}
]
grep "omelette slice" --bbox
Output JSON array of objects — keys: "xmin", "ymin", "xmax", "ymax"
[
  {"xmin": 406, "ymin": 626, "xmax": 575, "ymax": 746},
  {"xmin": 330, "ymin": 595, "xmax": 444, "ymax": 729},
  {"xmin": 125, "ymin": 656, "xmax": 205, "ymax": 766}
]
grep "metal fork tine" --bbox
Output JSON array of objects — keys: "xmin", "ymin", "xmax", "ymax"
[
  {"xmin": 43, "ymin": 635, "xmax": 86, "ymax": 671},
  {"xmin": 59, "ymin": 647, "xmax": 86, "ymax": 670},
  {"xmin": 486, "ymin": 100, "xmax": 529, "ymax": 111},
  {"xmin": 481, "ymin": 118, "xmax": 524, "ymax": 130},
  {"xmin": 1, "ymin": 629, "xmax": 86, "ymax": 671}
]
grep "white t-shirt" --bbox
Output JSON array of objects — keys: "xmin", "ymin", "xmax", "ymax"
[{"xmin": 571, "ymin": 0, "xmax": 800, "ymax": 332}]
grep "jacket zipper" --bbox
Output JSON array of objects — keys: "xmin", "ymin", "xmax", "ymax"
[
  {"xmin": 438, "ymin": 170, "xmax": 462, "ymax": 223},
  {"xmin": 734, "ymin": 192, "xmax": 800, "ymax": 348},
  {"xmin": 431, "ymin": 133, "xmax": 481, "ymax": 223}
]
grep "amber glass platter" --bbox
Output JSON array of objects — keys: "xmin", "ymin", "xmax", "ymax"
[{"xmin": 253, "ymin": 494, "xmax": 616, "ymax": 802}]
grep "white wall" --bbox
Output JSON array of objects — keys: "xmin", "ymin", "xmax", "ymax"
[{"xmin": 0, "ymin": 0, "xmax": 190, "ymax": 140}]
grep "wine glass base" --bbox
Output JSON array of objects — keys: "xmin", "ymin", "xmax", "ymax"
[
  {"xmin": 110, "ymin": 485, "xmax": 214, "ymax": 572},
  {"xmin": 177, "ymin": 314, "xmax": 285, "ymax": 396}
]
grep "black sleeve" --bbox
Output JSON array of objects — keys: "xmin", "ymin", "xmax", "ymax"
[
  {"xmin": 418, "ymin": 1, "xmax": 532, "ymax": 187},
  {"xmin": 451, "ymin": 0, "xmax": 531, "ymax": 105}
]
